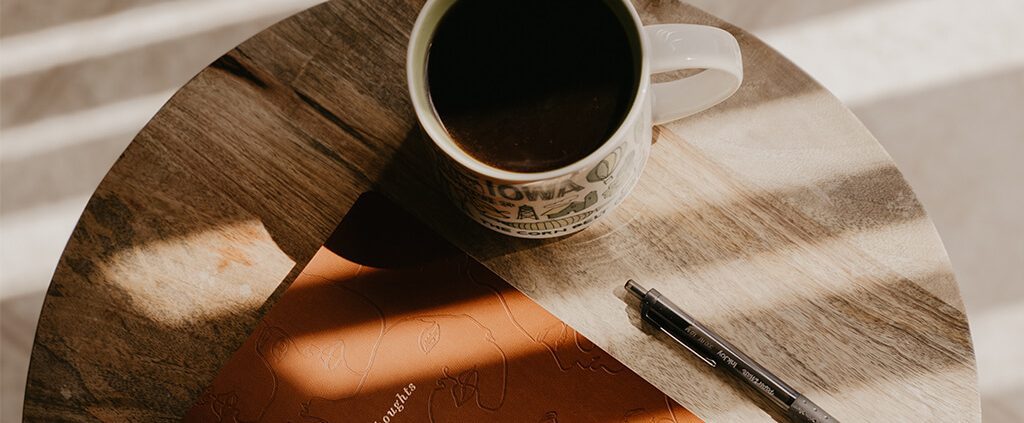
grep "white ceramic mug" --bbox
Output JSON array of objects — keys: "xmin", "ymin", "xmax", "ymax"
[{"xmin": 407, "ymin": 0, "xmax": 742, "ymax": 239}]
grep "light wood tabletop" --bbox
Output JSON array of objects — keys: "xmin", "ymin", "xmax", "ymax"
[{"xmin": 24, "ymin": 0, "xmax": 980, "ymax": 421}]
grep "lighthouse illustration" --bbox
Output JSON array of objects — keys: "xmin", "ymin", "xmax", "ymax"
[{"xmin": 517, "ymin": 205, "xmax": 538, "ymax": 220}]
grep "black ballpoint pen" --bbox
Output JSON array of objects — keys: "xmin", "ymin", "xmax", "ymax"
[{"xmin": 625, "ymin": 280, "xmax": 838, "ymax": 423}]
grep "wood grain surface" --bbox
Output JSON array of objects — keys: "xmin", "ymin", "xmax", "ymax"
[{"xmin": 24, "ymin": 0, "xmax": 980, "ymax": 421}]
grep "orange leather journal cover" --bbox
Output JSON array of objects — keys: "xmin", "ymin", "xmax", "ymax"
[{"xmin": 186, "ymin": 192, "xmax": 698, "ymax": 422}]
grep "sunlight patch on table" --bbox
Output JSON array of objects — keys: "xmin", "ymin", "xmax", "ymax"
[
  {"xmin": 557, "ymin": 218, "xmax": 952, "ymax": 338},
  {"xmin": 98, "ymin": 220, "xmax": 294, "ymax": 325},
  {"xmin": 653, "ymin": 92, "xmax": 893, "ymax": 206}
]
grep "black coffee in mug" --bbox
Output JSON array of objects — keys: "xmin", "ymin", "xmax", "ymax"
[{"xmin": 426, "ymin": 0, "xmax": 637, "ymax": 173}]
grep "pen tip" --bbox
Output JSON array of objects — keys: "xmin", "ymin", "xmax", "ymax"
[{"xmin": 625, "ymin": 280, "xmax": 646, "ymax": 299}]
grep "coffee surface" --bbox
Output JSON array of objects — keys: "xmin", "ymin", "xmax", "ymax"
[{"xmin": 427, "ymin": 0, "xmax": 636, "ymax": 173}]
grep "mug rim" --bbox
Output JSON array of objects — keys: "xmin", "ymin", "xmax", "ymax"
[{"xmin": 406, "ymin": 0, "xmax": 652, "ymax": 183}]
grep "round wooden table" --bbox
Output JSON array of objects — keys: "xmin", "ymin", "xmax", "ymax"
[{"xmin": 25, "ymin": 1, "xmax": 980, "ymax": 421}]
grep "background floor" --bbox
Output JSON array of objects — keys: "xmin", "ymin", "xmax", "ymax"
[{"xmin": 2, "ymin": 0, "xmax": 1021, "ymax": 421}]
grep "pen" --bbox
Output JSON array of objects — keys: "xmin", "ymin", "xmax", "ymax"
[{"xmin": 625, "ymin": 280, "xmax": 838, "ymax": 423}]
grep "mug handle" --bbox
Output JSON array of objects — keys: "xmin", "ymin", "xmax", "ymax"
[{"xmin": 645, "ymin": 24, "xmax": 743, "ymax": 125}]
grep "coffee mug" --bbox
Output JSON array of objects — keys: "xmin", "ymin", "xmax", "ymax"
[{"xmin": 407, "ymin": 0, "xmax": 742, "ymax": 239}]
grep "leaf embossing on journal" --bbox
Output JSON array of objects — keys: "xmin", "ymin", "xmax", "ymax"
[{"xmin": 420, "ymin": 321, "xmax": 441, "ymax": 354}]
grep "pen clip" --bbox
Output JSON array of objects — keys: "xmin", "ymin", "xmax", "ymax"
[
  {"xmin": 638, "ymin": 291, "xmax": 717, "ymax": 368},
  {"xmin": 658, "ymin": 326, "xmax": 717, "ymax": 368}
]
